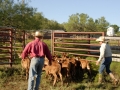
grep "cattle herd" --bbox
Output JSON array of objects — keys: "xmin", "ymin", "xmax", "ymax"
[{"xmin": 19, "ymin": 53, "xmax": 95, "ymax": 86}]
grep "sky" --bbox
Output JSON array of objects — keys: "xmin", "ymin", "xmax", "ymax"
[{"xmin": 27, "ymin": 0, "xmax": 120, "ymax": 27}]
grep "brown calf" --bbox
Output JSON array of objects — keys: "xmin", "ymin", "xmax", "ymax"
[
  {"xmin": 21, "ymin": 57, "xmax": 31, "ymax": 80},
  {"xmin": 18, "ymin": 53, "xmax": 31, "ymax": 80},
  {"xmin": 75, "ymin": 57, "xmax": 92, "ymax": 80},
  {"xmin": 43, "ymin": 60, "xmax": 63, "ymax": 86}
]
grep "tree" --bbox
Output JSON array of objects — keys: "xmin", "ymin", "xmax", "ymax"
[
  {"xmin": 110, "ymin": 24, "xmax": 119, "ymax": 34},
  {"xmin": 30, "ymin": 12, "xmax": 45, "ymax": 30},
  {"xmin": 0, "ymin": 0, "xmax": 64, "ymax": 30},
  {"xmin": 63, "ymin": 13, "xmax": 110, "ymax": 32},
  {"xmin": 95, "ymin": 17, "xmax": 109, "ymax": 32},
  {"xmin": 86, "ymin": 18, "xmax": 96, "ymax": 32},
  {"xmin": 64, "ymin": 13, "xmax": 89, "ymax": 32},
  {"xmin": 0, "ymin": 0, "xmax": 36, "ymax": 30},
  {"xmin": 64, "ymin": 13, "xmax": 90, "ymax": 32},
  {"xmin": 79, "ymin": 13, "xmax": 89, "ymax": 32}
]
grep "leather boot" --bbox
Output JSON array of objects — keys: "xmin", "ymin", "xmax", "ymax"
[
  {"xmin": 109, "ymin": 73, "xmax": 118, "ymax": 85},
  {"xmin": 98, "ymin": 74, "xmax": 103, "ymax": 84}
]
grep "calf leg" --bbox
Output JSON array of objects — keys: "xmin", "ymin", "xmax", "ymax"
[
  {"xmin": 85, "ymin": 69, "xmax": 92, "ymax": 82},
  {"xmin": 26, "ymin": 68, "xmax": 29, "ymax": 80},
  {"xmin": 53, "ymin": 73, "xmax": 57, "ymax": 86},
  {"xmin": 58, "ymin": 72, "xmax": 63, "ymax": 85},
  {"xmin": 21, "ymin": 67, "xmax": 24, "ymax": 75}
]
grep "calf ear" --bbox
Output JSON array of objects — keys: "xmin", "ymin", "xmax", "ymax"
[{"xmin": 75, "ymin": 57, "xmax": 79, "ymax": 61}]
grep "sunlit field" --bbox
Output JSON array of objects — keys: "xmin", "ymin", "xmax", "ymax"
[{"xmin": 0, "ymin": 61, "xmax": 120, "ymax": 90}]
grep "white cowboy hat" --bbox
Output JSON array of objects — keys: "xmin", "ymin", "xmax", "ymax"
[
  {"xmin": 96, "ymin": 36, "xmax": 105, "ymax": 42},
  {"xmin": 35, "ymin": 31, "xmax": 43, "ymax": 37}
]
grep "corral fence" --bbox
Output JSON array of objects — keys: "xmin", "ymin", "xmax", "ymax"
[
  {"xmin": 0, "ymin": 27, "xmax": 26, "ymax": 67},
  {"xmin": 51, "ymin": 32, "xmax": 105, "ymax": 59},
  {"xmin": 0, "ymin": 27, "xmax": 15, "ymax": 67},
  {"xmin": 52, "ymin": 32, "xmax": 120, "ymax": 61},
  {"xmin": 0, "ymin": 27, "xmax": 54, "ymax": 67},
  {"xmin": 0, "ymin": 27, "xmax": 120, "ymax": 67},
  {"xmin": 105, "ymin": 37, "xmax": 120, "ymax": 62}
]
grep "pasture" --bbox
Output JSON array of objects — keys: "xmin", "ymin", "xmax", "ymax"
[{"xmin": 0, "ymin": 61, "xmax": 120, "ymax": 90}]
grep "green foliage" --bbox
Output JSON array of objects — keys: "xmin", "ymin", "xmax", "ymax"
[
  {"xmin": 110, "ymin": 24, "xmax": 120, "ymax": 33},
  {"xmin": 64, "ymin": 13, "xmax": 110, "ymax": 32},
  {"xmin": 95, "ymin": 17, "xmax": 109, "ymax": 32},
  {"xmin": 1, "ymin": 0, "xmax": 119, "ymax": 32},
  {"xmin": 0, "ymin": 0, "xmax": 63, "ymax": 30},
  {"xmin": 86, "ymin": 18, "xmax": 96, "ymax": 32},
  {"xmin": 116, "ymin": 31, "xmax": 120, "ymax": 36},
  {"xmin": 0, "ymin": 0, "xmax": 36, "ymax": 30}
]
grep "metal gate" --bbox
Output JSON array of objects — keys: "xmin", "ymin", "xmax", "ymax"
[
  {"xmin": 52, "ymin": 31, "xmax": 120, "ymax": 61},
  {"xmin": 0, "ymin": 27, "xmax": 26, "ymax": 67},
  {"xmin": 0, "ymin": 27, "xmax": 15, "ymax": 67},
  {"xmin": 52, "ymin": 32, "xmax": 105, "ymax": 58}
]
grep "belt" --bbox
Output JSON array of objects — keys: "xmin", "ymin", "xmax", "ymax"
[
  {"xmin": 105, "ymin": 56, "xmax": 111, "ymax": 58},
  {"xmin": 34, "ymin": 56, "xmax": 44, "ymax": 58}
]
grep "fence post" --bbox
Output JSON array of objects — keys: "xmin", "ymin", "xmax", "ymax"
[
  {"xmin": 51, "ymin": 30, "xmax": 53, "ymax": 54},
  {"xmin": 23, "ymin": 30, "xmax": 26, "ymax": 48},
  {"xmin": 9, "ymin": 29, "xmax": 13, "ymax": 67},
  {"xmin": 52, "ymin": 31, "xmax": 55, "ymax": 55}
]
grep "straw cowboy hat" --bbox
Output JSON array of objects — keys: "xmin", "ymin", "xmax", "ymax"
[
  {"xmin": 96, "ymin": 36, "xmax": 105, "ymax": 42},
  {"xmin": 35, "ymin": 31, "xmax": 43, "ymax": 37}
]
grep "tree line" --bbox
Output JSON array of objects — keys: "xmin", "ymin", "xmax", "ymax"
[{"xmin": 0, "ymin": 0, "xmax": 119, "ymax": 34}]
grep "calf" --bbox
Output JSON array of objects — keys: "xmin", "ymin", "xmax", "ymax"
[
  {"xmin": 18, "ymin": 53, "xmax": 31, "ymax": 80},
  {"xmin": 21, "ymin": 57, "xmax": 31, "ymax": 80},
  {"xmin": 60, "ymin": 57, "xmax": 70, "ymax": 78},
  {"xmin": 75, "ymin": 57, "xmax": 92, "ymax": 80},
  {"xmin": 43, "ymin": 60, "xmax": 63, "ymax": 86}
]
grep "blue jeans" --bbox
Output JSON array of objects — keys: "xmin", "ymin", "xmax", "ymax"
[
  {"xmin": 99, "ymin": 57, "xmax": 112, "ymax": 74},
  {"xmin": 27, "ymin": 57, "xmax": 44, "ymax": 90}
]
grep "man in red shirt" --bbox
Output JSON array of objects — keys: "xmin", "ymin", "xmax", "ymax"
[{"xmin": 21, "ymin": 31, "xmax": 52, "ymax": 90}]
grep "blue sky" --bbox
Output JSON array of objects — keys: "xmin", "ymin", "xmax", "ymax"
[{"xmin": 27, "ymin": 0, "xmax": 120, "ymax": 27}]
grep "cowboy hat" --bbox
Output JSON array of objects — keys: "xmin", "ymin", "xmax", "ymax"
[
  {"xmin": 96, "ymin": 36, "xmax": 105, "ymax": 42},
  {"xmin": 35, "ymin": 31, "xmax": 43, "ymax": 37}
]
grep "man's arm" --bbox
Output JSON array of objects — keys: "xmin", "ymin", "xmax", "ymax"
[
  {"xmin": 96, "ymin": 44, "xmax": 106, "ymax": 65},
  {"xmin": 44, "ymin": 44, "xmax": 52, "ymax": 65},
  {"xmin": 21, "ymin": 43, "xmax": 31, "ymax": 59}
]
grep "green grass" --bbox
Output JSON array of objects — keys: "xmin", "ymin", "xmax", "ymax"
[
  {"xmin": 0, "ymin": 39, "xmax": 120, "ymax": 90},
  {"xmin": 0, "ymin": 61, "xmax": 120, "ymax": 90}
]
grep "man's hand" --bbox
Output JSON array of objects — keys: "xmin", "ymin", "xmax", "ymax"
[
  {"xmin": 96, "ymin": 61, "xmax": 100, "ymax": 65},
  {"xmin": 22, "ymin": 59, "xmax": 25, "ymax": 61}
]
